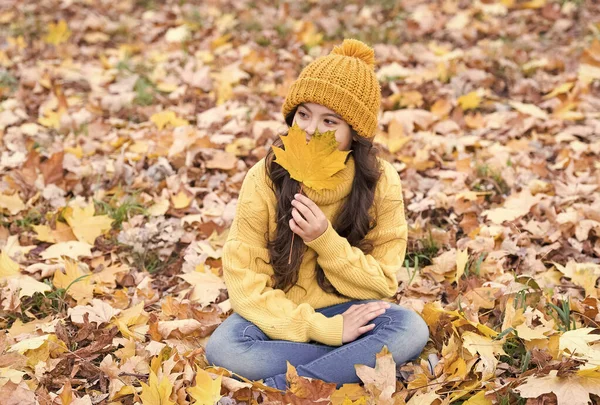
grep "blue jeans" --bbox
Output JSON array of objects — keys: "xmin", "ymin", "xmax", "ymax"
[{"xmin": 204, "ymin": 299, "xmax": 429, "ymax": 390}]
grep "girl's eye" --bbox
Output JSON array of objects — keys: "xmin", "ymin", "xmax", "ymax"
[
  {"xmin": 298, "ymin": 111, "xmax": 308, "ymax": 118},
  {"xmin": 325, "ymin": 119, "xmax": 337, "ymax": 125}
]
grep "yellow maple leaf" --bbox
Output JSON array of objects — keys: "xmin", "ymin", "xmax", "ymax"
[
  {"xmin": 272, "ymin": 122, "xmax": 350, "ymax": 194},
  {"xmin": 63, "ymin": 203, "xmax": 114, "ymax": 245},
  {"xmin": 139, "ymin": 370, "xmax": 176, "ymax": 405},
  {"xmin": 8, "ymin": 333, "xmax": 67, "ymax": 368},
  {"xmin": 458, "ymin": 91, "xmax": 481, "ymax": 111},
  {"xmin": 0, "ymin": 250, "xmax": 19, "ymax": 278},
  {"xmin": 354, "ymin": 346, "xmax": 396, "ymax": 403},
  {"xmin": 44, "ymin": 20, "xmax": 71, "ymax": 45},
  {"xmin": 455, "ymin": 248, "xmax": 469, "ymax": 285},
  {"xmin": 0, "ymin": 193, "xmax": 26, "ymax": 215},
  {"xmin": 33, "ymin": 222, "xmax": 77, "ymax": 243},
  {"xmin": 186, "ymin": 366, "xmax": 223, "ymax": 405},
  {"xmin": 0, "ymin": 250, "xmax": 51, "ymax": 298},
  {"xmin": 111, "ymin": 301, "xmax": 150, "ymax": 340},
  {"xmin": 462, "ymin": 391, "xmax": 492, "ymax": 405},
  {"xmin": 516, "ymin": 368, "xmax": 600, "ymax": 405},
  {"xmin": 171, "ymin": 190, "xmax": 192, "ymax": 209},
  {"xmin": 52, "ymin": 258, "xmax": 94, "ymax": 305},
  {"xmin": 150, "ymin": 111, "xmax": 189, "ymax": 130},
  {"xmin": 461, "ymin": 332, "xmax": 506, "ymax": 381}
]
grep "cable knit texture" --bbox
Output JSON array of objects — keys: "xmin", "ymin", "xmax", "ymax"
[
  {"xmin": 222, "ymin": 155, "xmax": 408, "ymax": 347},
  {"xmin": 281, "ymin": 38, "xmax": 381, "ymax": 139}
]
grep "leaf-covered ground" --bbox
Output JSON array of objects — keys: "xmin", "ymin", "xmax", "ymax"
[{"xmin": 1, "ymin": 0, "xmax": 600, "ymax": 404}]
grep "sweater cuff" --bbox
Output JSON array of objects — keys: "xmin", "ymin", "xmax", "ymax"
[
  {"xmin": 308, "ymin": 313, "xmax": 344, "ymax": 346},
  {"xmin": 304, "ymin": 219, "xmax": 345, "ymax": 259}
]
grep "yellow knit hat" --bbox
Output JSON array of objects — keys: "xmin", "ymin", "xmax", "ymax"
[{"xmin": 282, "ymin": 38, "xmax": 381, "ymax": 139}]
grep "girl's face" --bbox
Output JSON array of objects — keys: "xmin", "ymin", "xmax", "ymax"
[{"xmin": 292, "ymin": 102, "xmax": 352, "ymax": 151}]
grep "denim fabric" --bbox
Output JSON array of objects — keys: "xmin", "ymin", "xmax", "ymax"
[{"xmin": 204, "ymin": 299, "xmax": 429, "ymax": 390}]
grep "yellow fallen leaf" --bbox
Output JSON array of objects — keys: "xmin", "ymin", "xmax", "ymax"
[
  {"xmin": 178, "ymin": 270, "xmax": 226, "ymax": 307},
  {"xmin": 559, "ymin": 328, "xmax": 600, "ymax": 359},
  {"xmin": 272, "ymin": 122, "xmax": 350, "ymax": 194},
  {"xmin": 516, "ymin": 369, "xmax": 600, "ymax": 405},
  {"xmin": 171, "ymin": 191, "xmax": 193, "ymax": 209},
  {"xmin": 225, "ymin": 137, "xmax": 256, "ymax": 157},
  {"xmin": 187, "ymin": 366, "xmax": 223, "ymax": 405},
  {"xmin": 461, "ymin": 332, "xmax": 506, "ymax": 380},
  {"xmin": 39, "ymin": 241, "xmax": 93, "ymax": 260},
  {"xmin": 111, "ymin": 301, "xmax": 149, "ymax": 341},
  {"xmin": 519, "ymin": 0, "xmax": 546, "ymax": 9},
  {"xmin": 8, "ymin": 334, "xmax": 67, "ymax": 368},
  {"xmin": 463, "ymin": 391, "xmax": 492, "ymax": 405},
  {"xmin": 33, "ymin": 222, "xmax": 77, "ymax": 243},
  {"xmin": 44, "ymin": 20, "xmax": 71, "ymax": 45},
  {"xmin": 543, "ymin": 82, "xmax": 575, "ymax": 100},
  {"xmin": 0, "ymin": 249, "xmax": 51, "ymax": 298},
  {"xmin": 406, "ymin": 391, "xmax": 440, "ymax": 405},
  {"xmin": 0, "ymin": 193, "xmax": 25, "ymax": 215},
  {"xmin": 553, "ymin": 261, "xmax": 600, "ymax": 298},
  {"xmin": 151, "ymin": 111, "xmax": 189, "ymax": 130},
  {"xmin": 0, "ymin": 367, "xmax": 26, "ymax": 386},
  {"xmin": 354, "ymin": 346, "xmax": 396, "ymax": 403},
  {"xmin": 139, "ymin": 370, "xmax": 176, "ymax": 405},
  {"xmin": 455, "ymin": 248, "xmax": 469, "ymax": 285},
  {"xmin": 458, "ymin": 91, "xmax": 481, "ymax": 111},
  {"xmin": 63, "ymin": 203, "xmax": 114, "ymax": 245},
  {"xmin": 0, "ymin": 250, "xmax": 19, "ymax": 278},
  {"xmin": 147, "ymin": 199, "xmax": 170, "ymax": 216},
  {"xmin": 52, "ymin": 258, "xmax": 94, "ymax": 305},
  {"xmin": 508, "ymin": 100, "xmax": 548, "ymax": 120}
]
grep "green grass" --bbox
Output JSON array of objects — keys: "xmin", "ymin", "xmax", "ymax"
[
  {"xmin": 473, "ymin": 162, "xmax": 510, "ymax": 195},
  {"xmin": 131, "ymin": 249, "xmax": 179, "ymax": 274},
  {"xmin": 406, "ymin": 230, "xmax": 440, "ymax": 268},
  {"xmin": 93, "ymin": 194, "xmax": 148, "ymax": 230},
  {"xmin": 547, "ymin": 298, "xmax": 577, "ymax": 331},
  {"xmin": 13, "ymin": 208, "xmax": 43, "ymax": 230}
]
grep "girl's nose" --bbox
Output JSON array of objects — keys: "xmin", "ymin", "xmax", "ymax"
[{"xmin": 305, "ymin": 121, "xmax": 317, "ymax": 136}]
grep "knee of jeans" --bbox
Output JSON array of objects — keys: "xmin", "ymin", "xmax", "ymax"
[{"xmin": 383, "ymin": 307, "xmax": 430, "ymax": 360}]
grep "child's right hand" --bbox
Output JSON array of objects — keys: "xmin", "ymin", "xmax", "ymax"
[{"xmin": 341, "ymin": 301, "xmax": 391, "ymax": 344}]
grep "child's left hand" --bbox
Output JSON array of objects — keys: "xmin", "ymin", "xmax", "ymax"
[{"xmin": 289, "ymin": 193, "xmax": 328, "ymax": 243}]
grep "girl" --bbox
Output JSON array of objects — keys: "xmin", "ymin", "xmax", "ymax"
[{"xmin": 205, "ymin": 38, "xmax": 430, "ymax": 390}]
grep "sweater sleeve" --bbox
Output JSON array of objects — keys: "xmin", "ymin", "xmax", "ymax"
[
  {"xmin": 222, "ymin": 160, "xmax": 345, "ymax": 347},
  {"xmin": 304, "ymin": 160, "xmax": 408, "ymax": 300}
]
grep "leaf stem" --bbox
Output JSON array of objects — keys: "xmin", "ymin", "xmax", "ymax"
[{"xmin": 288, "ymin": 183, "xmax": 305, "ymax": 264}]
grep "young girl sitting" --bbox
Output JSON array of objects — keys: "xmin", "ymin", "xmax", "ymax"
[{"xmin": 205, "ymin": 38, "xmax": 430, "ymax": 390}]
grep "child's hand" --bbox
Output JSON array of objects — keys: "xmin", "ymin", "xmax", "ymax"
[{"xmin": 289, "ymin": 193, "xmax": 328, "ymax": 243}]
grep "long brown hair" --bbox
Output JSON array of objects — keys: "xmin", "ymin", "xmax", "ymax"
[{"xmin": 263, "ymin": 107, "xmax": 382, "ymax": 299}]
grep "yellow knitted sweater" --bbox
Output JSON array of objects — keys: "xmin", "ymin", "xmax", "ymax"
[{"xmin": 222, "ymin": 154, "xmax": 408, "ymax": 347}]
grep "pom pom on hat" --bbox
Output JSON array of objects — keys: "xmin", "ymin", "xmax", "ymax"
[{"xmin": 331, "ymin": 38, "xmax": 375, "ymax": 69}]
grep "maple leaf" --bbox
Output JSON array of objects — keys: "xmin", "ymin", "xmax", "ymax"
[
  {"xmin": 285, "ymin": 361, "xmax": 337, "ymax": 400},
  {"xmin": 0, "ymin": 250, "xmax": 51, "ymax": 298},
  {"xmin": 150, "ymin": 111, "xmax": 189, "ymax": 130},
  {"xmin": 354, "ymin": 346, "xmax": 397, "ymax": 405},
  {"xmin": 461, "ymin": 332, "xmax": 506, "ymax": 381},
  {"xmin": 272, "ymin": 122, "xmax": 350, "ymax": 194},
  {"xmin": 52, "ymin": 258, "xmax": 94, "ymax": 305},
  {"xmin": 139, "ymin": 370, "xmax": 176, "ymax": 405},
  {"xmin": 515, "ymin": 368, "xmax": 600, "ymax": 405},
  {"xmin": 44, "ymin": 20, "xmax": 71, "ymax": 45},
  {"xmin": 0, "ymin": 193, "xmax": 25, "ymax": 215},
  {"xmin": 62, "ymin": 202, "xmax": 114, "ymax": 245},
  {"xmin": 111, "ymin": 301, "xmax": 150, "ymax": 341},
  {"xmin": 186, "ymin": 366, "xmax": 223, "ymax": 405}
]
